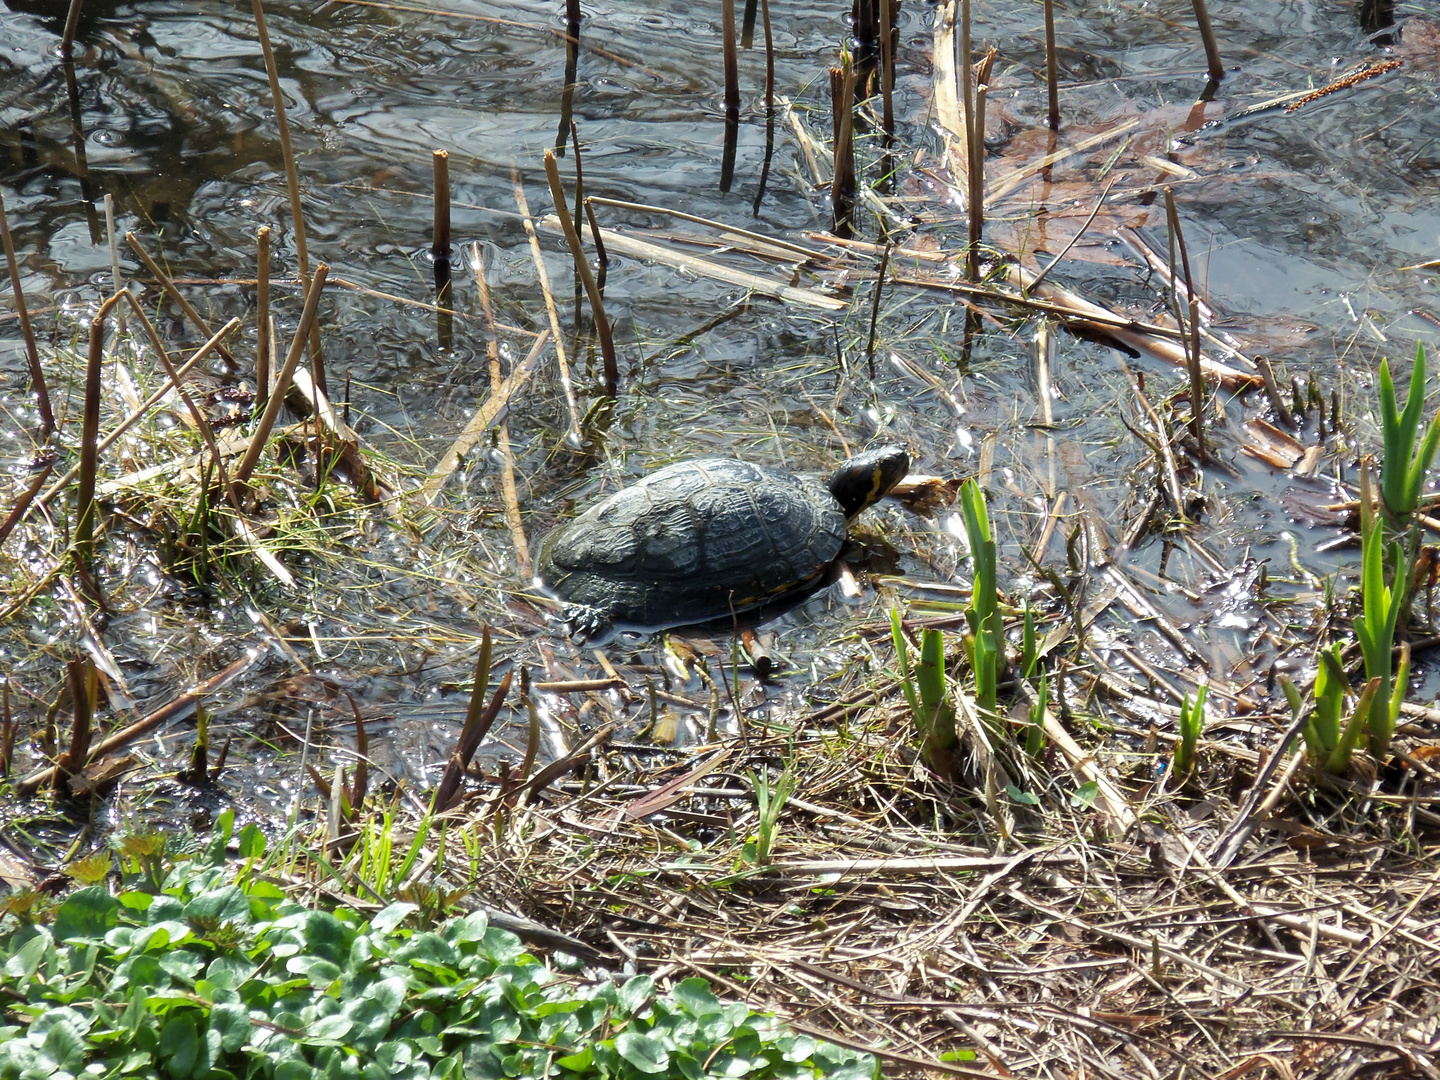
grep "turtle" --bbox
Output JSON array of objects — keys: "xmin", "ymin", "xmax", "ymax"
[{"xmin": 535, "ymin": 445, "xmax": 910, "ymax": 641}]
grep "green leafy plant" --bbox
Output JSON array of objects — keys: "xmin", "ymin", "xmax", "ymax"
[
  {"xmin": 1172, "ymin": 685, "xmax": 1207, "ymax": 778},
  {"xmin": 1021, "ymin": 603, "xmax": 1047, "ymax": 758},
  {"xmin": 1378, "ymin": 343, "xmax": 1440, "ymax": 523},
  {"xmin": 1355, "ymin": 468, "xmax": 1412, "ymax": 761},
  {"xmin": 890, "ymin": 611, "xmax": 959, "ymax": 777},
  {"xmin": 745, "ymin": 767, "xmax": 797, "ymax": 866},
  {"xmin": 0, "ymin": 810, "xmax": 877, "ymax": 1080},
  {"xmin": 960, "ymin": 479, "xmax": 1002, "ymax": 721},
  {"xmin": 1283, "ymin": 654, "xmax": 1380, "ymax": 775}
]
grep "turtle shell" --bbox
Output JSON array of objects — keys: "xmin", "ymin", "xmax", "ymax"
[{"xmin": 536, "ymin": 458, "xmax": 847, "ymax": 630}]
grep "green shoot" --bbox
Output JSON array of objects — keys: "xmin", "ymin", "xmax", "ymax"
[
  {"xmin": 890, "ymin": 610, "xmax": 959, "ymax": 776},
  {"xmin": 1378, "ymin": 343, "xmax": 1440, "ymax": 522},
  {"xmin": 1172, "ymin": 685, "xmax": 1206, "ymax": 778},
  {"xmin": 1355, "ymin": 466, "xmax": 1410, "ymax": 760},
  {"xmin": 960, "ymin": 479, "xmax": 1002, "ymax": 721},
  {"xmin": 1021, "ymin": 602, "xmax": 1039, "ymax": 679},
  {"xmin": 1025, "ymin": 669, "xmax": 1048, "ymax": 759},
  {"xmin": 746, "ymin": 767, "xmax": 796, "ymax": 866}
]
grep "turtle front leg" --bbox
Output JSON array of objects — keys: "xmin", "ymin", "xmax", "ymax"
[{"xmin": 562, "ymin": 604, "xmax": 615, "ymax": 645}]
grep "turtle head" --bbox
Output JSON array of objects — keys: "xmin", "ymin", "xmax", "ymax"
[{"xmin": 827, "ymin": 445, "xmax": 910, "ymax": 519}]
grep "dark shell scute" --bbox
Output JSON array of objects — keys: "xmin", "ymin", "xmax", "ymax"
[{"xmin": 537, "ymin": 458, "xmax": 846, "ymax": 629}]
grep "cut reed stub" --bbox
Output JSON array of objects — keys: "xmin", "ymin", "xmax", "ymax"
[
  {"xmin": 830, "ymin": 61, "xmax": 857, "ymax": 238},
  {"xmin": 432, "ymin": 149, "xmax": 452, "ymax": 260}
]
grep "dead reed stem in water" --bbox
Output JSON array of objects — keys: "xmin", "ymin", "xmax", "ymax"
[
  {"xmin": 1191, "ymin": 0, "xmax": 1224, "ymax": 85},
  {"xmin": 969, "ymin": 81, "xmax": 986, "ymax": 278},
  {"xmin": 568, "ymin": 121, "xmax": 586, "ymax": 242},
  {"xmin": 471, "ymin": 242, "xmax": 531, "ymax": 578},
  {"xmin": 865, "ymin": 242, "xmax": 892, "ymax": 377},
  {"xmin": 829, "ymin": 59, "xmax": 856, "ymax": 238},
  {"xmin": 256, "ymin": 227, "xmax": 271, "ymax": 415},
  {"xmin": 1043, "ymin": 0, "xmax": 1059, "ymax": 128},
  {"xmin": 60, "ymin": 0, "xmax": 84, "ymax": 59},
  {"xmin": 74, "ymin": 292, "xmax": 125, "ymax": 568},
  {"xmin": 103, "ymin": 194, "xmax": 125, "ymax": 335},
  {"xmin": 125, "ymin": 233, "xmax": 237, "ymax": 368},
  {"xmin": 235, "ymin": 264, "xmax": 329, "ymax": 486},
  {"xmin": 120, "ymin": 291, "xmax": 244, "ymax": 515},
  {"xmin": 38, "ymin": 319, "xmax": 240, "ymax": 509},
  {"xmin": 544, "ymin": 149, "xmax": 618, "ymax": 396},
  {"xmin": 0, "ymin": 191, "xmax": 54, "ymax": 436},
  {"xmin": 432, "ymin": 149, "xmax": 451, "ymax": 259},
  {"xmin": 512, "ymin": 170, "xmax": 583, "ymax": 444},
  {"xmin": 721, "ymin": 0, "xmax": 740, "ymax": 123},
  {"xmin": 1165, "ymin": 187, "xmax": 1205, "ymax": 460},
  {"xmin": 252, "ymin": 0, "xmax": 326, "ymax": 396},
  {"xmin": 0, "ymin": 464, "xmax": 53, "ymax": 551},
  {"xmin": 878, "ymin": 0, "xmax": 894, "ymax": 140},
  {"xmin": 55, "ymin": 659, "xmax": 94, "ymax": 795}
]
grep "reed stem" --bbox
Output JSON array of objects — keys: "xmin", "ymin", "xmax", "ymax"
[
  {"xmin": 75, "ymin": 292, "xmax": 125, "ymax": 567},
  {"xmin": 1191, "ymin": 0, "xmax": 1224, "ymax": 85},
  {"xmin": 544, "ymin": 149, "xmax": 618, "ymax": 396},
  {"xmin": 125, "ymin": 233, "xmax": 237, "ymax": 368},
  {"xmin": 432, "ymin": 149, "xmax": 451, "ymax": 259},
  {"xmin": 252, "ymin": 0, "xmax": 326, "ymax": 395},
  {"xmin": 0, "ymin": 191, "xmax": 53, "ymax": 436},
  {"xmin": 60, "ymin": 0, "xmax": 84, "ymax": 59},
  {"xmin": 235, "ymin": 264, "xmax": 329, "ymax": 486},
  {"xmin": 1043, "ymin": 0, "xmax": 1059, "ymax": 128},
  {"xmin": 256, "ymin": 226, "xmax": 271, "ymax": 416}
]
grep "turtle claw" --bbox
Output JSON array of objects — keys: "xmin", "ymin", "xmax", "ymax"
[{"xmin": 561, "ymin": 605, "xmax": 615, "ymax": 645}]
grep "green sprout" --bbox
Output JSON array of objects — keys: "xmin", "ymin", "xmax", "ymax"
[
  {"xmin": 1355, "ymin": 467, "xmax": 1411, "ymax": 761},
  {"xmin": 1378, "ymin": 343, "xmax": 1440, "ymax": 523},
  {"xmin": 890, "ymin": 610, "xmax": 959, "ymax": 776},
  {"xmin": 960, "ymin": 479, "xmax": 1002, "ymax": 722},
  {"xmin": 745, "ymin": 767, "xmax": 797, "ymax": 866},
  {"xmin": 1172, "ymin": 685, "xmax": 1207, "ymax": 778}
]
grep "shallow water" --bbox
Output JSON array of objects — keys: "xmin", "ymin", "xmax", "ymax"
[{"xmin": 1, "ymin": 0, "xmax": 1438, "ymax": 836}]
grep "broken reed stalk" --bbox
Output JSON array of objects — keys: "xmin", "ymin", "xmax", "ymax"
[
  {"xmin": 235, "ymin": 263, "xmax": 329, "ymax": 486},
  {"xmin": 544, "ymin": 149, "xmax": 618, "ymax": 396},
  {"xmin": 471, "ymin": 242, "xmax": 532, "ymax": 577},
  {"xmin": 879, "ymin": 0, "xmax": 894, "ymax": 140},
  {"xmin": 830, "ymin": 59, "xmax": 857, "ymax": 238},
  {"xmin": 252, "ymin": 0, "xmax": 326, "ymax": 396},
  {"xmin": 17, "ymin": 653, "xmax": 255, "ymax": 798},
  {"xmin": 865, "ymin": 241, "xmax": 892, "ymax": 377},
  {"xmin": 0, "ymin": 190, "xmax": 54, "ymax": 436},
  {"xmin": 568, "ymin": 121, "xmax": 586, "ymax": 241},
  {"xmin": 1164, "ymin": 187, "xmax": 1205, "ymax": 460},
  {"xmin": 60, "ymin": 0, "xmax": 84, "ymax": 59},
  {"xmin": 120, "ymin": 291, "xmax": 244, "ymax": 515},
  {"xmin": 432, "ymin": 149, "xmax": 451, "ymax": 259},
  {"xmin": 256, "ymin": 226, "xmax": 271, "ymax": 415},
  {"xmin": 751, "ymin": 0, "xmax": 776, "ymax": 215},
  {"xmin": 38, "ymin": 319, "xmax": 240, "ymax": 509},
  {"xmin": 512, "ymin": 170, "xmax": 583, "ymax": 444},
  {"xmin": 125, "ymin": 233, "xmax": 237, "ymax": 368},
  {"xmin": 75, "ymin": 292, "xmax": 126, "ymax": 568},
  {"xmin": 570, "ymin": 124, "xmax": 608, "ymax": 273},
  {"xmin": 1191, "ymin": 0, "xmax": 1224, "ymax": 85},
  {"xmin": 0, "ymin": 680, "xmax": 13, "ymax": 778},
  {"xmin": 721, "ymin": 0, "xmax": 740, "ymax": 124},
  {"xmin": 0, "ymin": 464, "xmax": 53, "ymax": 552},
  {"xmin": 1043, "ymin": 0, "xmax": 1059, "ymax": 129},
  {"xmin": 969, "ymin": 81, "xmax": 987, "ymax": 279},
  {"xmin": 55, "ymin": 658, "xmax": 94, "ymax": 794},
  {"xmin": 103, "ymin": 194, "xmax": 125, "ymax": 335}
]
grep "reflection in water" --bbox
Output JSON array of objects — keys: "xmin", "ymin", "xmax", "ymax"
[{"xmin": 1360, "ymin": 0, "xmax": 1394, "ymax": 36}]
